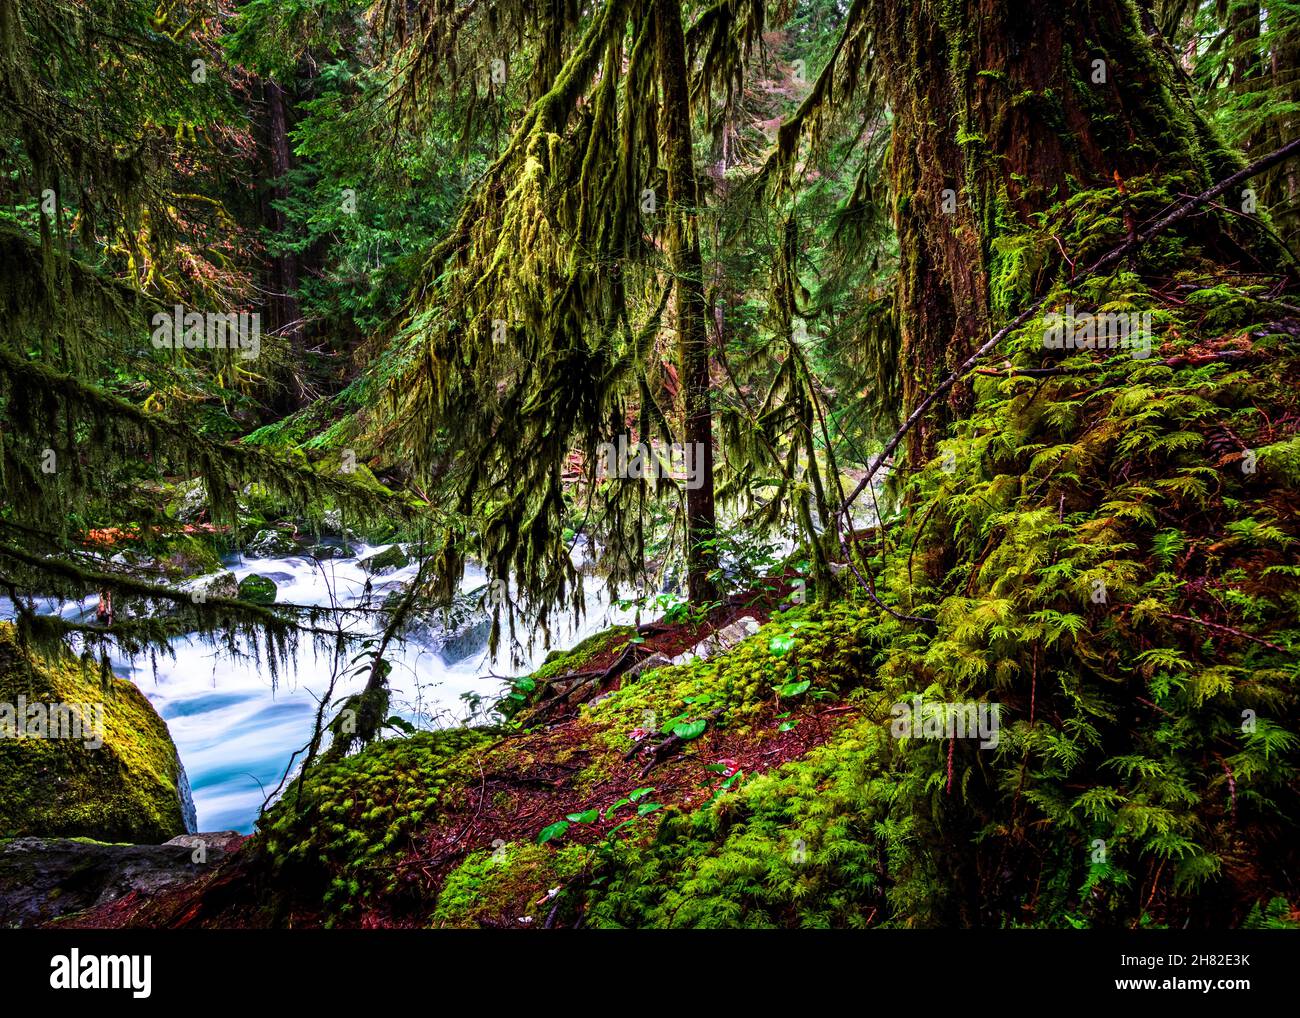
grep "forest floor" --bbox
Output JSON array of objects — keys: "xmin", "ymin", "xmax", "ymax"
[{"xmin": 50, "ymin": 573, "xmax": 862, "ymax": 929}]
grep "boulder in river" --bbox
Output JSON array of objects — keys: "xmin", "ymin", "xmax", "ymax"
[
  {"xmin": 245, "ymin": 527, "xmax": 304, "ymax": 558},
  {"xmin": 0, "ymin": 622, "xmax": 194, "ymax": 846},
  {"xmin": 395, "ymin": 586, "xmax": 494, "ymax": 664},
  {"xmin": 236, "ymin": 574, "xmax": 277, "ymax": 605},
  {"xmin": 361, "ymin": 544, "xmax": 410, "ymax": 575},
  {"xmin": 180, "ymin": 570, "xmax": 239, "ymax": 602}
]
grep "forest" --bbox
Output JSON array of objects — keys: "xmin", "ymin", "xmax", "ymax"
[{"xmin": 1, "ymin": 0, "xmax": 1299, "ymax": 942}]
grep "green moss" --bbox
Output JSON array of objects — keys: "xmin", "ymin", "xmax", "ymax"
[
  {"xmin": 585, "ymin": 716, "xmax": 893, "ymax": 928},
  {"xmin": 0, "ymin": 622, "xmax": 188, "ymax": 843},
  {"xmin": 529, "ymin": 626, "xmax": 633, "ymax": 685},
  {"xmin": 578, "ymin": 261, "xmax": 1300, "ymax": 931},
  {"xmin": 260, "ymin": 727, "xmax": 497, "ymax": 919},
  {"xmin": 583, "ymin": 605, "xmax": 873, "ymax": 752},
  {"xmin": 236, "ymin": 574, "xmax": 277, "ymax": 605},
  {"xmin": 145, "ymin": 532, "xmax": 224, "ymax": 580},
  {"xmin": 431, "ymin": 842, "xmax": 588, "ymax": 928}
]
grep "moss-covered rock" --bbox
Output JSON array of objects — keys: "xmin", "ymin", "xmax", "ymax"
[
  {"xmin": 181, "ymin": 571, "xmax": 239, "ymax": 602},
  {"xmin": 150, "ymin": 533, "xmax": 224, "ymax": 580},
  {"xmin": 0, "ymin": 623, "xmax": 190, "ymax": 844},
  {"xmin": 360, "ymin": 544, "xmax": 409, "ymax": 574},
  {"xmin": 246, "ymin": 528, "xmax": 303, "ymax": 558},
  {"xmin": 237, "ymin": 574, "xmax": 277, "ymax": 605}
]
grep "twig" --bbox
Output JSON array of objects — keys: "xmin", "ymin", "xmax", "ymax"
[
  {"xmin": 837, "ymin": 136, "xmax": 1300, "ymax": 522},
  {"xmin": 1158, "ymin": 611, "xmax": 1290, "ymax": 655}
]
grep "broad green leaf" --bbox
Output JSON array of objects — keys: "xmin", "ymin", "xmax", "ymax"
[{"xmin": 768, "ymin": 634, "xmax": 797, "ymax": 656}]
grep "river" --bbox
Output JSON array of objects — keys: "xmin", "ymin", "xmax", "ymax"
[{"xmin": 4, "ymin": 544, "xmax": 635, "ymax": 835}]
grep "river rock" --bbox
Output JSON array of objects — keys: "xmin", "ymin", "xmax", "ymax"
[
  {"xmin": 361, "ymin": 545, "xmax": 410, "ymax": 575},
  {"xmin": 0, "ymin": 832, "xmax": 244, "ymax": 927},
  {"xmin": 246, "ymin": 528, "xmax": 304, "ymax": 558},
  {"xmin": 181, "ymin": 570, "xmax": 239, "ymax": 602},
  {"xmin": 236, "ymin": 574, "xmax": 277, "ymax": 605},
  {"xmin": 399, "ymin": 587, "xmax": 493, "ymax": 664},
  {"xmin": 669, "ymin": 615, "xmax": 761, "ymax": 667}
]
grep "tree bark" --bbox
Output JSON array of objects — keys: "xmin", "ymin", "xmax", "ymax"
[
  {"xmin": 261, "ymin": 80, "xmax": 307, "ymax": 407},
  {"xmin": 655, "ymin": 0, "xmax": 718, "ymax": 604},
  {"xmin": 867, "ymin": 0, "xmax": 1244, "ymax": 466}
]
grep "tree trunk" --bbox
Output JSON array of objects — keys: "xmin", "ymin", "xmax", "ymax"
[
  {"xmin": 868, "ymin": 0, "xmax": 1243, "ymax": 466},
  {"xmin": 655, "ymin": 0, "xmax": 718, "ymax": 605},
  {"xmin": 262, "ymin": 80, "xmax": 307, "ymax": 408},
  {"xmin": 1266, "ymin": 2, "xmax": 1300, "ymax": 247}
]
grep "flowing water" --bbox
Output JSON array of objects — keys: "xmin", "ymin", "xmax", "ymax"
[{"xmin": 5, "ymin": 545, "xmax": 635, "ymax": 835}]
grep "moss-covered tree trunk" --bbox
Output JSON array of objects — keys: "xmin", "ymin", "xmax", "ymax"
[
  {"xmin": 655, "ymin": 0, "xmax": 718, "ymax": 604},
  {"xmin": 868, "ymin": 0, "xmax": 1242, "ymax": 465}
]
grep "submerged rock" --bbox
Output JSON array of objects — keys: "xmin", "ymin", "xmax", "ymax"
[{"xmin": 308, "ymin": 542, "xmax": 355, "ymax": 560}]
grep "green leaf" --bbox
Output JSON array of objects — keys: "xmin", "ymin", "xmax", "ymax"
[
  {"xmin": 768, "ymin": 634, "xmax": 797, "ymax": 656},
  {"xmin": 629, "ymin": 786, "xmax": 655, "ymax": 801},
  {"xmin": 606, "ymin": 819, "xmax": 636, "ymax": 839},
  {"xmin": 603, "ymin": 798, "xmax": 631, "ymax": 819},
  {"xmin": 672, "ymin": 719, "xmax": 708, "ymax": 740},
  {"xmin": 565, "ymin": 810, "xmax": 599, "ymax": 824},
  {"xmin": 536, "ymin": 821, "xmax": 569, "ymax": 844},
  {"xmin": 636, "ymin": 802, "xmax": 663, "ymax": 816},
  {"xmin": 776, "ymin": 679, "xmax": 811, "ymax": 697}
]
